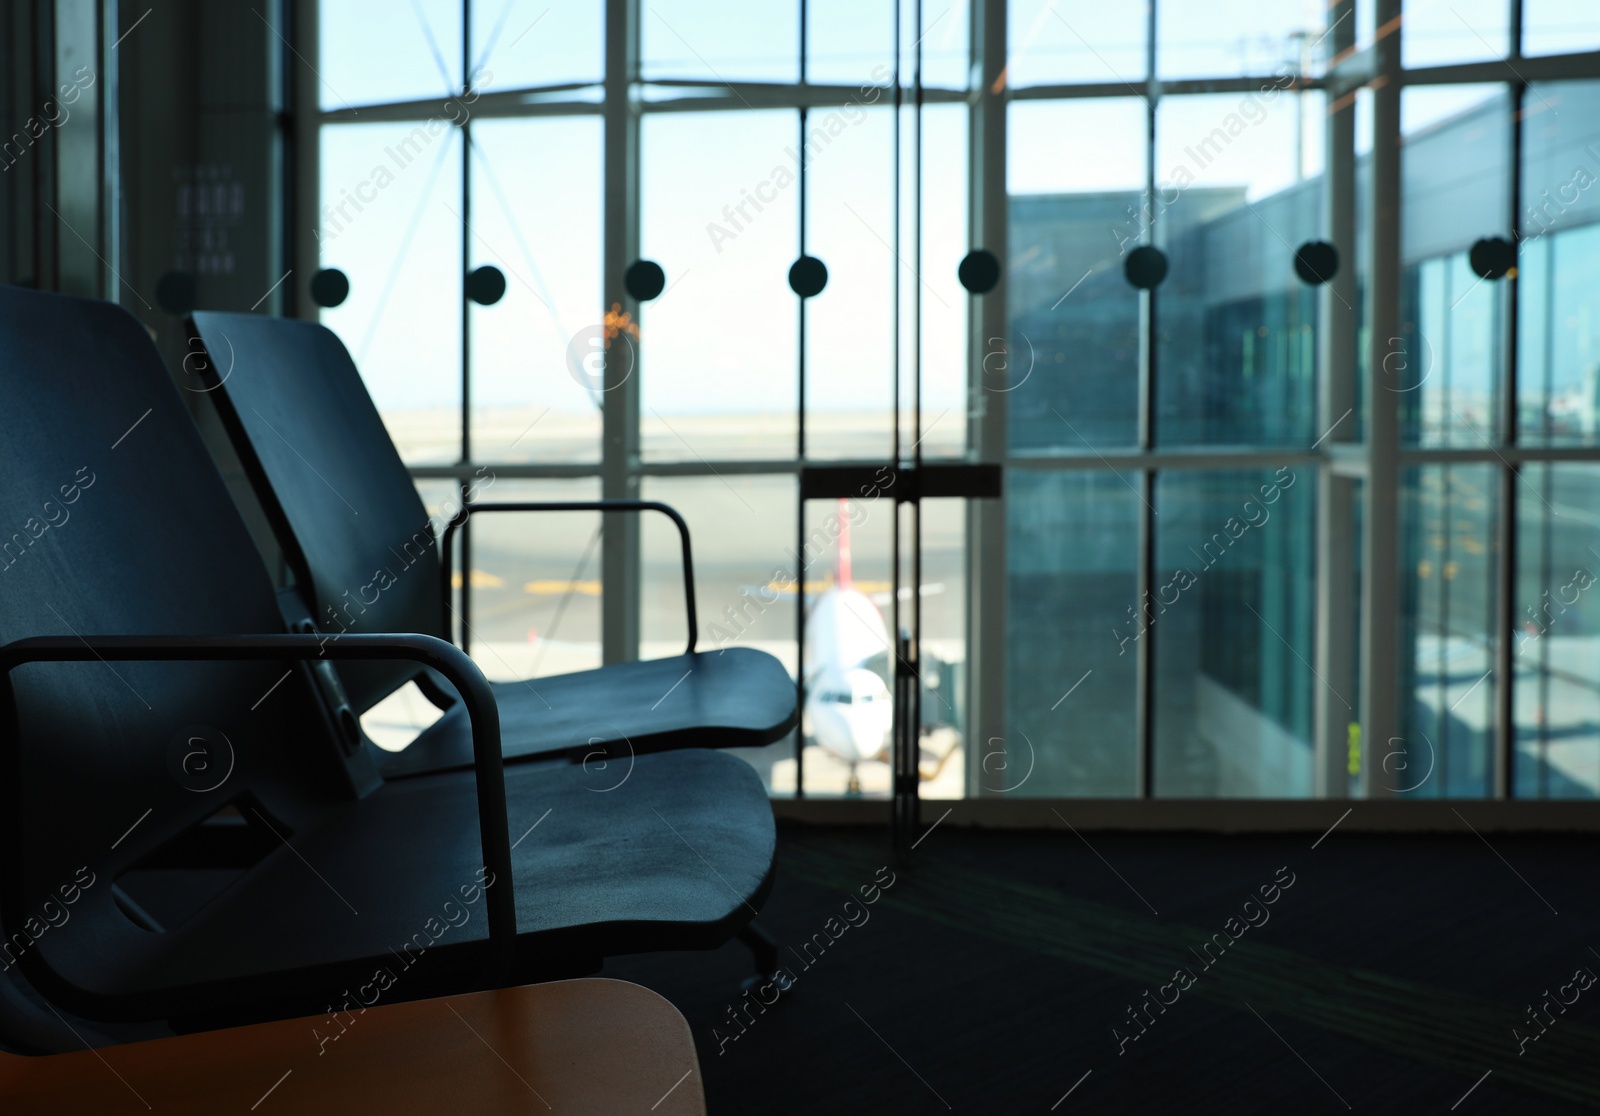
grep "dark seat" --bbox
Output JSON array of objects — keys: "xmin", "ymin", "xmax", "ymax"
[
  {"xmin": 185, "ymin": 310, "xmax": 796, "ymax": 774},
  {"xmin": 0, "ymin": 287, "xmax": 773, "ymax": 1026},
  {"xmin": 386, "ymin": 648, "xmax": 789, "ymax": 777}
]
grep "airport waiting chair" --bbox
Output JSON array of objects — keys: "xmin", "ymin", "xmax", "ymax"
[
  {"xmin": 0, "ymin": 286, "xmax": 773, "ymax": 1026},
  {"xmin": 0, "ymin": 978, "xmax": 706, "ymax": 1114},
  {"xmin": 186, "ymin": 310, "xmax": 797, "ymax": 779}
]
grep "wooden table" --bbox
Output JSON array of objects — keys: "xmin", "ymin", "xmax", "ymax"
[{"xmin": 0, "ymin": 978, "xmax": 705, "ymax": 1114}]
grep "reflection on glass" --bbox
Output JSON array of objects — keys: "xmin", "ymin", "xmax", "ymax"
[
  {"xmin": 1399, "ymin": 465, "xmax": 1496, "ymax": 798},
  {"xmin": 1401, "ymin": 0, "xmax": 1508, "ymax": 68},
  {"xmin": 1515, "ymin": 465, "xmax": 1600, "ymax": 798},
  {"xmin": 1155, "ymin": 92, "xmax": 1324, "ymax": 446},
  {"xmin": 319, "ymin": 122, "xmax": 462, "ymax": 464},
  {"xmin": 469, "ymin": 118, "xmax": 602, "ymax": 464},
  {"xmin": 1156, "ymin": 0, "xmax": 1327, "ymax": 80},
  {"xmin": 1008, "ymin": 0, "xmax": 1146, "ymax": 87},
  {"xmin": 642, "ymin": 0, "xmax": 798, "ymax": 83},
  {"xmin": 1006, "ymin": 471, "xmax": 1139, "ymax": 796},
  {"xmin": 796, "ymin": 493, "xmax": 895, "ymax": 798},
  {"xmin": 1154, "ymin": 468, "xmax": 1315, "ymax": 797},
  {"xmin": 640, "ymin": 111, "xmax": 798, "ymax": 461},
  {"xmin": 1008, "ymin": 98, "xmax": 1147, "ymax": 451},
  {"xmin": 1523, "ymin": 0, "xmax": 1600, "ymax": 56},
  {"xmin": 320, "ymin": 0, "xmax": 462, "ymax": 110},
  {"xmin": 463, "ymin": 479, "xmax": 604, "ymax": 680},
  {"xmin": 470, "ymin": 0, "xmax": 602, "ymax": 90}
]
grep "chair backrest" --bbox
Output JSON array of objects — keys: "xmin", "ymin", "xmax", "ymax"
[
  {"xmin": 187, "ymin": 311, "xmax": 445, "ymax": 711},
  {"xmin": 0, "ymin": 288, "xmax": 353, "ymax": 1025}
]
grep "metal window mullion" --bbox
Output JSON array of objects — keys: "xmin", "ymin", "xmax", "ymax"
[
  {"xmin": 1136, "ymin": 4, "xmax": 1158, "ymax": 799},
  {"xmin": 1494, "ymin": 73, "xmax": 1525, "ymax": 799},
  {"xmin": 459, "ymin": 0, "xmax": 475, "ymax": 652},
  {"xmin": 1315, "ymin": 0, "xmax": 1358, "ymax": 798},
  {"xmin": 1360, "ymin": 0, "xmax": 1403, "ymax": 800},
  {"xmin": 967, "ymin": 0, "xmax": 1007, "ymax": 800},
  {"xmin": 600, "ymin": 0, "xmax": 642, "ymax": 667}
]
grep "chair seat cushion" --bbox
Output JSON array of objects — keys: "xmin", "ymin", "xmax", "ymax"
[{"xmin": 378, "ymin": 648, "xmax": 797, "ymax": 778}]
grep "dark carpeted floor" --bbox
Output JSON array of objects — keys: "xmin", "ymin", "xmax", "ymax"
[{"xmin": 602, "ymin": 822, "xmax": 1600, "ymax": 1114}]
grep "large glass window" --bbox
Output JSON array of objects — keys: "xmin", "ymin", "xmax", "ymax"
[{"xmin": 313, "ymin": 0, "xmax": 1600, "ymax": 805}]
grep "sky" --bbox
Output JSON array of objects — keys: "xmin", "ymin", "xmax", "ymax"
[{"xmin": 313, "ymin": 0, "xmax": 1600, "ymax": 429}]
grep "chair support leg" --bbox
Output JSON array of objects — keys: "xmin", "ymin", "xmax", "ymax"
[{"xmin": 737, "ymin": 923, "xmax": 785, "ymax": 993}]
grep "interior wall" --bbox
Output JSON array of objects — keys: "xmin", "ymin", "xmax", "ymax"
[{"xmin": 116, "ymin": 0, "xmax": 290, "ymax": 577}]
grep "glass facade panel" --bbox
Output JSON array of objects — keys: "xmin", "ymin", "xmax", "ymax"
[
  {"xmin": 1399, "ymin": 85, "xmax": 1510, "ymax": 447},
  {"xmin": 463, "ymin": 478, "xmax": 604, "ymax": 679},
  {"xmin": 470, "ymin": 0, "xmax": 603, "ymax": 90},
  {"xmin": 641, "ymin": 0, "xmax": 800, "ymax": 84},
  {"xmin": 644, "ymin": 476, "xmax": 799, "ymax": 795},
  {"xmin": 1156, "ymin": 1, "xmax": 1328, "ymax": 80},
  {"xmin": 1153, "ymin": 468, "xmax": 1315, "ymax": 797},
  {"xmin": 1523, "ymin": 0, "xmax": 1600, "ymax": 56},
  {"xmin": 1517, "ymin": 81, "xmax": 1600, "ymax": 444},
  {"xmin": 318, "ymin": 122, "xmax": 463, "ymax": 465},
  {"xmin": 796, "ymin": 493, "xmax": 896, "ymax": 798},
  {"xmin": 1007, "ymin": 0, "xmax": 1146, "ymax": 87},
  {"xmin": 1155, "ymin": 92, "xmax": 1324, "ymax": 446},
  {"xmin": 1401, "ymin": 0, "xmax": 1510, "ymax": 68},
  {"xmin": 1514, "ymin": 464, "xmax": 1600, "ymax": 798},
  {"xmin": 1006, "ymin": 471, "xmax": 1139, "ymax": 797},
  {"xmin": 1008, "ymin": 98, "xmax": 1147, "ymax": 451},
  {"xmin": 805, "ymin": 105, "xmax": 894, "ymax": 461},
  {"xmin": 320, "ymin": 0, "xmax": 463, "ymax": 110},
  {"xmin": 806, "ymin": 0, "xmax": 894, "ymax": 87},
  {"xmin": 1399, "ymin": 464, "xmax": 1498, "ymax": 797},
  {"xmin": 314, "ymin": 0, "xmax": 1600, "ymax": 805},
  {"xmin": 919, "ymin": 498, "xmax": 969, "ymax": 799},
  {"xmin": 640, "ymin": 110, "xmax": 799, "ymax": 462},
  {"xmin": 468, "ymin": 117, "xmax": 603, "ymax": 464},
  {"xmin": 919, "ymin": 104, "xmax": 971, "ymax": 459}
]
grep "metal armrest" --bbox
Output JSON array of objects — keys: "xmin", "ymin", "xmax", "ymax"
[
  {"xmin": 441, "ymin": 500, "xmax": 698, "ymax": 656},
  {"xmin": 0, "ymin": 632, "xmax": 515, "ymax": 981}
]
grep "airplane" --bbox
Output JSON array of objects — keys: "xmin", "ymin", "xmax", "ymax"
[{"xmin": 801, "ymin": 502, "xmax": 896, "ymax": 794}]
